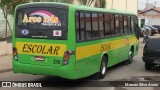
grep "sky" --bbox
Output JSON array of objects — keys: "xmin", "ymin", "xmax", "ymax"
[{"xmin": 138, "ymin": 0, "xmax": 160, "ymax": 10}]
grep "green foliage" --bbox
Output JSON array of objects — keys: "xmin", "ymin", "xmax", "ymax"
[
  {"xmin": 0, "ymin": 0, "xmax": 29, "ymax": 15},
  {"xmin": 78, "ymin": 0, "xmax": 95, "ymax": 6},
  {"xmin": 100, "ymin": 0, "xmax": 106, "ymax": 8},
  {"xmin": 51, "ymin": 0, "xmax": 73, "ymax": 4},
  {"xmin": 59, "ymin": 0, "xmax": 73, "ymax": 3},
  {"xmin": 77, "ymin": 0, "xmax": 107, "ymax": 8}
]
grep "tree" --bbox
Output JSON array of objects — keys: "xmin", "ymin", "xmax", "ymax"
[
  {"xmin": 77, "ymin": 0, "xmax": 106, "ymax": 8},
  {"xmin": 0, "ymin": 0, "xmax": 28, "ymax": 15},
  {"xmin": 40, "ymin": 0, "xmax": 74, "ymax": 4},
  {"xmin": 78, "ymin": 0, "xmax": 95, "ymax": 6},
  {"xmin": 100, "ymin": 0, "xmax": 107, "ymax": 8},
  {"xmin": 95, "ymin": 0, "xmax": 107, "ymax": 8},
  {"xmin": 0, "ymin": 0, "xmax": 29, "ymax": 35},
  {"xmin": 55, "ymin": 0, "xmax": 74, "ymax": 4}
]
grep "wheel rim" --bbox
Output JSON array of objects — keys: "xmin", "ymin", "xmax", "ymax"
[
  {"xmin": 129, "ymin": 51, "xmax": 133, "ymax": 62},
  {"xmin": 101, "ymin": 61, "xmax": 106, "ymax": 75}
]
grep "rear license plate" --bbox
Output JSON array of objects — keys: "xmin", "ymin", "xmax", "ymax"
[
  {"xmin": 34, "ymin": 56, "xmax": 45, "ymax": 61},
  {"xmin": 154, "ymin": 59, "xmax": 160, "ymax": 64}
]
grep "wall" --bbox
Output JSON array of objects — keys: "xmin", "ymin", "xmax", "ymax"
[
  {"xmin": 39, "ymin": 0, "xmax": 138, "ymax": 15},
  {"xmin": 0, "ymin": 9, "xmax": 13, "ymax": 56},
  {"xmin": 138, "ymin": 9, "xmax": 160, "ymax": 26},
  {"xmin": 106, "ymin": 0, "xmax": 138, "ymax": 14},
  {"xmin": 145, "ymin": 17, "xmax": 160, "ymax": 25}
]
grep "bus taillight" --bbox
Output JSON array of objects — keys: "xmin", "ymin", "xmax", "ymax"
[
  {"xmin": 13, "ymin": 47, "xmax": 18, "ymax": 60},
  {"xmin": 62, "ymin": 51, "xmax": 75, "ymax": 66}
]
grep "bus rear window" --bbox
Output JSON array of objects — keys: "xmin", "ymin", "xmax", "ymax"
[{"xmin": 16, "ymin": 7, "xmax": 68, "ymax": 40}]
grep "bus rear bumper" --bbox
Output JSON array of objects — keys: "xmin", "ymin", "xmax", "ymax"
[{"xmin": 13, "ymin": 61, "xmax": 79, "ymax": 80}]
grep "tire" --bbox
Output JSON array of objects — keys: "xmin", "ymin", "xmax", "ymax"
[
  {"xmin": 145, "ymin": 62, "xmax": 152, "ymax": 70},
  {"xmin": 125, "ymin": 50, "xmax": 133, "ymax": 64},
  {"xmin": 97, "ymin": 56, "xmax": 107, "ymax": 79}
]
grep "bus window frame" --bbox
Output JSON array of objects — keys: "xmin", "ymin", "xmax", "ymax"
[
  {"xmin": 75, "ymin": 10, "xmax": 138, "ymax": 43},
  {"xmin": 115, "ymin": 14, "xmax": 120, "ymax": 35},
  {"xmin": 103, "ymin": 13, "xmax": 112, "ymax": 38},
  {"xmin": 97, "ymin": 13, "xmax": 101, "ymax": 38},
  {"xmin": 91, "ymin": 13, "xmax": 100, "ymax": 38},
  {"xmin": 119, "ymin": 14, "xmax": 124, "ymax": 35},
  {"xmin": 85, "ymin": 12, "xmax": 92, "ymax": 40},
  {"xmin": 128, "ymin": 15, "xmax": 131, "ymax": 34}
]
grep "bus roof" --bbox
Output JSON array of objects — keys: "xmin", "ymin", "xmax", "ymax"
[{"xmin": 16, "ymin": 2, "xmax": 136, "ymax": 15}]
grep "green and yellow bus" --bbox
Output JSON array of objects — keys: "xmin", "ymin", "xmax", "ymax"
[{"xmin": 12, "ymin": 2, "xmax": 139, "ymax": 79}]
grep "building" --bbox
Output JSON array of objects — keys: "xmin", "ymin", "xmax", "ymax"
[
  {"xmin": 106, "ymin": 0, "xmax": 138, "ymax": 14},
  {"xmin": 138, "ymin": 7, "xmax": 160, "ymax": 26},
  {"xmin": 39, "ymin": 0, "xmax": 138, "ymax": 14}
]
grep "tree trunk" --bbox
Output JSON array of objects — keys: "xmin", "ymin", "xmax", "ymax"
[{"xmin": 1, "ymin": 6, "xmax": 12, "ymax": 35}]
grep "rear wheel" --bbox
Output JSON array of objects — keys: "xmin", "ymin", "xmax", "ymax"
[
  {"xmin": 125, "ymin": 50, "xmax": 133, "ymax": 64},
  {"xmin": 97, "ymin": 56, "xmax": 107, "ymax": 79},
  {"xmin": 145, "ymin": 62, "xmax": 152, "ymax": 70}
]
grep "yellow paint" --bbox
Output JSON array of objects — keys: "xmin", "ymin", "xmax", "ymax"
[
  {"xmin": 16, "ymin": 42, "xmax": 66, "ymax": 57},
  {"xmin": 76, "ymin": 36, "xmax": 138, "ymax": 60},
  {"xmin": 16, "ymin": 36, "xmax": 138, "ymax": 59}
]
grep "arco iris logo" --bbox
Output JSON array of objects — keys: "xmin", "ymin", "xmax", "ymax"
[{"xmin": 22, "ymin": 10, "xmax": 61, "ymax": 27}]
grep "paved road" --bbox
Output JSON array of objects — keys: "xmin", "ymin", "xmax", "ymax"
[{"xmin": 0, "ymin": 35, "xmax": 160, "ymax": 90}]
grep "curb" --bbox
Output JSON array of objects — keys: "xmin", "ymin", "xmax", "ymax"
[{"xmin": 0, "ymin": 69, "xmax": 12, "ymax": 73}]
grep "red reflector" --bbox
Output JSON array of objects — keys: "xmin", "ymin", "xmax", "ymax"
[{"xmin": 13, "ymin": 47, "xmax": 18, "ymax": 60}]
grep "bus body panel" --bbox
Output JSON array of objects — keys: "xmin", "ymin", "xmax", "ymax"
[
  {"xmin": 13, "ymin": 2, "xmax": 139, "ymax": 79},
  {"xmin": 15, "ymin": 39, "xmax": 67, "ymax": 66},
  {"xmin": 13, "ymin": 3, "xmax": 78, "ymax": 79},
  {"xmin": 75, "ymin": 35, "xmax": 138, "ymax": 75}
]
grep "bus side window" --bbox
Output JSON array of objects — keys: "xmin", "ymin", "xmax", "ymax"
[
  {"xmin": 76, "ymin": 12, "xmax": 86, "ymax": 41},
  {"xmin": 104, "ymin": 13, "xmax": 111, "ymax": 37},
  {"xmin": 110, "ymin": 14, "xmax": 115, "ymax": 36},
  {"xmin": 119, "ymin": 15, "xmax": 124, "ymax": 35},
  {"xmin": 131, "ymin": 16, "xmax": 135, "ymax": 33},
  {"xmin": 134, "ymin": 16, "xmax": 138, "ymax": 32},
  {"xmin": 92, "ymin": 13, "xmax": 99, "ymax": 38},
  {"xmin": 85, "ymin": 13, "xmax": 92, "ymax": 39},
  {"xmin": 115, "ymin": 15, "xmax": 120, "ymax": 35},
  {"xmin": 134, "ymin": 16, "xmax": 140, "ymax": 39},
  {"xmin": 128, "ymin": 16, "xmax": 131, "ymax": 34},
  {"xmin": 76, "ymin": 12, "xmax": 80, "ymax": 41},
  {"xmin": 99, "ymin": 13, "xmax": 104, "ymax": 38},
  {"xmin": 124, "ymin": 16, "xmax": 128, "ymax": 34}
]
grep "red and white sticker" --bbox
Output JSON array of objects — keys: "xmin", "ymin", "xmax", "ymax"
[{"xmin": 53, "ymin": 30, "xmax": 62, "ymax": 36}]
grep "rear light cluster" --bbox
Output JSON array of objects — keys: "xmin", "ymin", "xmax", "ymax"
[
  {"xmin": 13, "ymin": 47, "xmax": 18, "ymax": 60},
  {"xmin": 62, "ymin": 51, "xmax": 75, "ymax": 66}
]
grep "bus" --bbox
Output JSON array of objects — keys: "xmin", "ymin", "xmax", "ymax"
[{"xmin": 12, "ymin": 2, "xmax": 139, "ymax": 79}]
